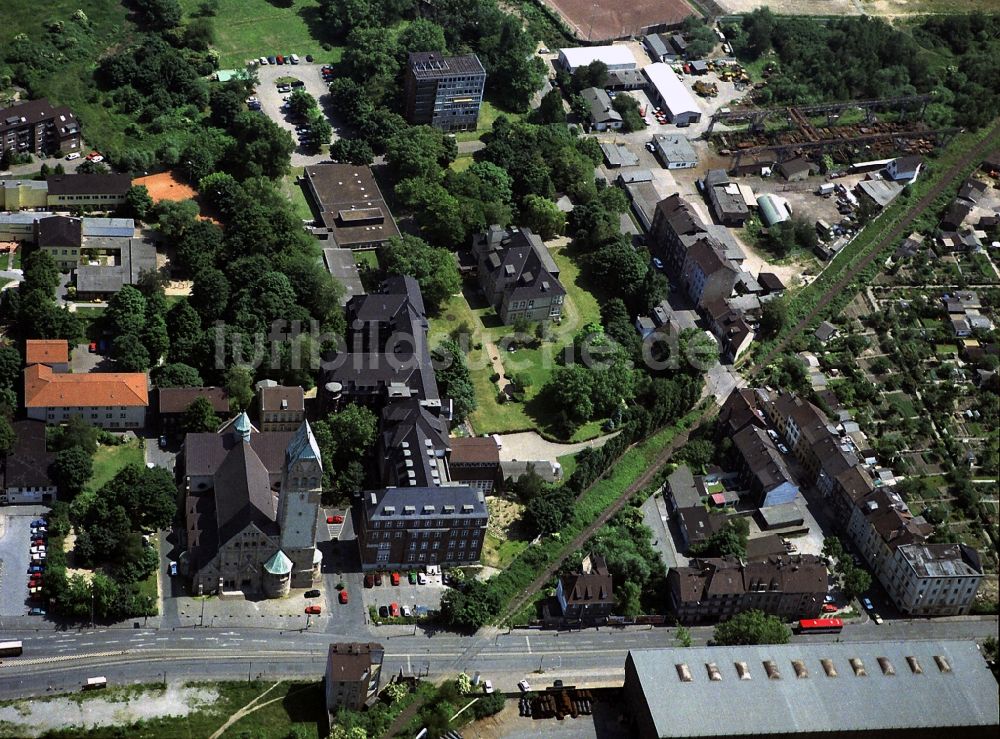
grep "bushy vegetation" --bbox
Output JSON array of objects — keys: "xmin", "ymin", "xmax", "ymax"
[
  {"xmin": 725, "ymin": 10, "xmax": 1000, "ymax": 128},
  {"xmin": 713, "ymin": 609, "xmax": 791, "ymax": 646}
]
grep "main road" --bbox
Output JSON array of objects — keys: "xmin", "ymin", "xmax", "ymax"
[{"xmin": 0, "ymin": 615, "xmax": 994, "ymax": 700}]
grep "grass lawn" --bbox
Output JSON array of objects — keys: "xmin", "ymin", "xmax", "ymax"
[
  {"xmin": 885, "ymin": 391, "xmax": 918, "ymax": 418},
  {"xmin": 935, "ymin": 343, "xmax": 959, "ymax": 356},
  {"xmin": 430, "ymin": 241, "xmax": 604, "ymax": 440},
  {"xmin": 178, "ymin": 0, "xmax": 342, "ymax": 69},
  {"xmin": 450, "ymin": 155, "xmax": 475, "ymax": 172},
  {"xmin": 453, "ymin": 99, "xmax": 521, "ymax": 143},
  {"xmin": 280, "ymin": 167, "xmax": 315, "ymax": 221},
  {"xmin": 85, "ymin": 439, "xmax": 145, "ymax": 494},
  {"xmin": 482, "ymin": 532, "xmax": 530, "ymax": 569},
  {"xmin": 354, "ymin": 250, "xmax": 379, "ymax": 269}
]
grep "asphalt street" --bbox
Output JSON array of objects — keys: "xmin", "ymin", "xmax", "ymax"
[{"xmin": 0, "ymin": 613, "xmax": 994, "ymax": 701}]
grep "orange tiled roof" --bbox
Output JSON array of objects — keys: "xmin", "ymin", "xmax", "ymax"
[
  {"xmin": 24, "ymin": 363, "xmax": 148, "ymax": 408},
  {"xmin": 25, "ymin": 339, "xmax": 69, "ymax": 366}
]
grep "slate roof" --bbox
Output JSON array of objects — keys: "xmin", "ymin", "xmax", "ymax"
[
  {"xmin": 2, "ymin": 420, "xmax": 55, "ymax": 490},
  {"xmin": 667, "ymin": 464, "xmax": 700, "ymax": 509},
  {"xmin": 213, "ymin": 438, "xmax": 278, "ymax": 545},
  {"xmin": 260, "ymin": 385, "xmax": 305, "ymax": 413},
  {"xmin": 732, "ymin": 425, "xmax": 796, "ymax": 493},
  {"xmin": 473, "ymin": 225, "xmax": 565, "ymax": 307},
  {"xmin": 35, "ymin": 216, "xmax": 81, "ymax": 248},
  {"xmin": 560, "ymin": 553, "xmax": 615, "ymax": 608},
  {"xmin": 379, "ymin": 398, "xmax": 450, "ymax": 488},
  {"xmin": 625, "ymin": 640, "xmax": 1000, "ymax": 737},
  {"xmin": 46, "ymin": 173, "xmax": 132, "ymax": 196},
  {"xmin": 327, "ymin": 643, "xmax": 384, "ymax": 683},
  {"xmin": 183, "ymin": 425, "xmax": 295, "ymax": 481},
  {"xmin": 158, "ymin": 387, "xmax": 229, "ymax": 415}
]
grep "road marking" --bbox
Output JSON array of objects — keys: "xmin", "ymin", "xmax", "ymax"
[
  {"xmin": 105, "ymin": 640, "xmax": 118, "ymax": 645},
  {"xmin": 407, "ymin": 655, "xmax": 411, "ymax": 674},
  {"xmin": 526, "ymin": 636, "xmax": 531, "ymax": 655},
  {"xmin": 80, "ymin": 642, "xmax": 94, "ymax": 647}
]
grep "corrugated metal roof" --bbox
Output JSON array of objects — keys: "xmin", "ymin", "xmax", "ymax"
[
  {"xmin": 558, "ymin": 45, "xmax": 636, "ymax": 71},
  {"xmin": 628, "ymin": 640, "xmax": 1000, "ymax": 737},
  {"xmin": 643, "ymin": 63, "xmax": 699, "ymax": 117}
]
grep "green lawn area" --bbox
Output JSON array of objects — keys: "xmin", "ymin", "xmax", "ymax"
[
  {"xmin": 429, "ymin": 240, "xmax": 605, "ymax": 441},
  {"xmin": 453, "ymin": 99, "xmax": 522, "ymax": 143},
  {"xmin": 885, "ymin": 391, "xmax": 918, "ymax": 418},
  {"xmin": 354, "ymin": 250, "xmax": 379, "ymax": 269},
  {"xmin": 450, "ymin": 155, "xmax": 475, "ymax": 172},
  {"xmin": 935, "ymin": 343, "xmax": 959, "ymax": 356},
  {"xmin": 482, "ymin": 531, "xmax": 530, "ymax": 569},
  {"xmin": 178, "ymin": 0, "xmax": 342, "ymax": 69},
  {"xmin": 85, "ymin": 439, "xmax": 145, "ymax": 494},
  {"xmin": 280, "ymin": 167, "xmax": 315, "ymax": 221}
]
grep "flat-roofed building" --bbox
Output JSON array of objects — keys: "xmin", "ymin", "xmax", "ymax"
[
  {"xmin": 624, "ymin": 641, "xmax": 1000, "ymax": 739},
  {"xmin": 0, "ymin": 179, "xmax": 48, "ymax": 211},
  {"xmin": 448, "ymin": 436, "xmax": 501, "ymax": 493},
  {"xmin": 303, "ymin": 164, "xmax": 400, "ymax": 250},
  {"xmin": 558, "ymin": 45, "xmax": 637, "ymax": 73},
  {"xmin": 653, "ymin": 134, "xmax": 698, "ymax": 169},
  {"xmin": 322, "ymin": 248, "xmax": 364, "ymax": 306},
  {"xmin": 404, "ymin": 53, "xmax": 485, "ymax": 132}
]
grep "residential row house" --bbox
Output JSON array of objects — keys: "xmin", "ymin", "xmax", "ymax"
[
  {"xmin": 668, "ymin": 554, "xmax": 827, "ymax": 624},
  {"xmin": 471, "ymin": 225, "xmax": 566, "ymax": 325},
  {"xmin": 1, "ymin": 420, "xmax": 56, "ymax": 505},
  {"xmin": 746, "ymin": 388, "xmax": 984, "ymax": 616},
  {"xmin": 553, "ymin": 553, "xmax": 616, "ymax": 624}
]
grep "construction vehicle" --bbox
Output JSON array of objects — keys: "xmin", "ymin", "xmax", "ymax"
[{"xmin": 693, "ymin": 81, "xmax": 719, "ymax": 97}]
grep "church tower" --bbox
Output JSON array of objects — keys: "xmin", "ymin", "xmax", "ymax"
[{"xmin": 278, "ymin": 420, "xmax": 324, "ymax": 586}]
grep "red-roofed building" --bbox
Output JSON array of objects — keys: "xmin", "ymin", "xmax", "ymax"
[
  {"xmin": 24, "ymin": 363, "xmax": 148, "ymax": 429},
  {"xmin": 24, "ymin": 339, "xmax": 69, "ymax": 373}
]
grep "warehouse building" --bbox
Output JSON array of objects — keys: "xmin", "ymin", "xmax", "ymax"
[
  {"xmin": 624, "ymin": 641, "xmax": 1000, "ymax": 739},
  {"xmin": 557, "ymin": 45, "xmax": 637, "ymax": 73},
  {"xmin": 643, "ymin": 63, "xmax": 701, "ymax": 126},
  {"xmin": 652, "ymin": 134, "xmax": 697, "ymax": 169}
]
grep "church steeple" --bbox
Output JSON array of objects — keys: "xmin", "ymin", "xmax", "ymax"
[{"xmin": 234, "ymin": 411, "xmax": 252, "ymax": 443}]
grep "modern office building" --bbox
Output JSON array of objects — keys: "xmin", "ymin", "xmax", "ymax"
[{"xmin": 404, "ymin": 52, "xmax": 486, "ymax": 131}]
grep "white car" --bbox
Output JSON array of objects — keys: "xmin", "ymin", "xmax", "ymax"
[
  {"xmin": 30, "ymin": 546, "xmax": 45, "ymax": 555},
  {"xmin": 417, "ymin": 573, "xmax": 428, "ymax": 585},
  {"xmin": 518, "ymin": 679, "xmax": 532, "ymax": 692},
  {"xmin": 259, "ymin": 56, "xmax": 268, "ymax": 65},
  {"xmin": 66, "ymin": 152, "xmax": 81, "ymax": 160},
  {"xmin": 482, "ymin": 680, "xmax": 494, "ymax": 694}
]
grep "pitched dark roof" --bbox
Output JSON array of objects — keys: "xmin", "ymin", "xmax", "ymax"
[
  {"xmin": 184, "ymin": 426, "xmax": 295, "ymax": 480},
  {"xmin": 326, "ymin": 642, "xmax": 384, "ymax": 682},
  {"xmin": 259, "ymin": 385, "xmax": 305, "ymax": 413},
  {"xmin": 46, "ymin": 173, "xmax": 132, "ymax": 196},
  {"xmin": 159, "ymin": 387, "xmax": 229, "ymax": 415},
  {"xmin": 35, "ymin": 216, "xmax": 81, "ymax": 248},
  {"xmin": 213, "ymin": 439, "xmax": 278, "ymax": 544},
  {"xmin": 2, "ymin": 420, "xmax": 55, "ymax": 490},
  {"xmin": 379, "ymin": 398, "xmax": 450, "ymax": 488},
  {"xmin": 449, "ymin": 436, "xmax": 500, "ymax": 465},
  {"xmin": 561, "ymin": 553, "xmax": 615, "ymax": 607},
  {"xmin": 732, "ymin": 425, "xmax": 796, "ymax": 493}
]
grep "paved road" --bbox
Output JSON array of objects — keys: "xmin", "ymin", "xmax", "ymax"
[
  {"xmin": 254, "ymin": 63, "xmax": 340, "ymax": 167},
  {"xmin": 0, "ymin": 615, "xmax": 994, "ymax": 700}
]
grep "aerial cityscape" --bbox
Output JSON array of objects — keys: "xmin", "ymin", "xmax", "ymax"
[{"xmin": 0, "ymin": 0, "xmax": 998, "ymax": 737}]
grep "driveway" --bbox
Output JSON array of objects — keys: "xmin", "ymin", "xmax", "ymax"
[
  {"xmin": 254, "ymin": 63, "xmax": 341, "ymax": 167},
  {"xmin": 495, "ymin": 430, "xmax": 619, "ymax": 464},
  {"xmin": 0, "ymin": 507, "xmax": 47, "ymax": 618},
  {"xmin": 640, "ymin": 493, "xmax": 685, "ymax": 572}
]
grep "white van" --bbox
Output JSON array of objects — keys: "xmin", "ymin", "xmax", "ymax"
[
  {"xmin": 289, "ymin": 54, "xmax": 299, "ymax": 64},
  {"xmin": 84, "ymin": 677, "xmax": 107, "ymax": 690},
  {"xmin": 66, "ymin": 152, "xmax": 81, "ymax": 160}
]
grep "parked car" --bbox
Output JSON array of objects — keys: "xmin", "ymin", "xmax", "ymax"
[
  {"xmin": 777, "ymin": 444, "xmax": 789, "ymax": 454},
  {"xmin": 339, "ymin": 590, "xmax": 349, "ymax": 604},
  {"xmin": 168, "ymin": 561, "xmax": 178, "ymax": 577},
  {"xmin": 305, "ymin": 605, "xmax": 322, "ymax": 615},
  {"xmin": 518, "ymin": 680, "xmax": 532, "ymax": 692},
  {"xmin": 31, "ymin": 519, "xmax": 46, "ymax": 527},
  {"xmin": 304, "ymin": 589, "xmax": 321, "ymax": 598},
  {"xmin": 652, "ymin": 257, "xmax": 663, "ymax": 270},
  {"xmin": 364, "ymin": 574, "xmax": 374, "ymax": 588},
  {"xmin": 28, "ymin": 565, "xmax": 44, "ymax": 574},
  {"xmin": 821, "ymin": 604, "xmax": 838, "ymax": 613},
  {"xmin": 159, "ymin": 435, "xmax": 168, "ymax": 449},
  {"xmin": 291, "ymin": 79, "xmax": 305, "ymax": 87},
  {"xmin": 391, "ymin": 571, "xmax": 400, "ymax": 586},
  {"xmin": 330, "ymin": 514, "xmax": 344, "ymax": 524},
  {"xmin": 389, "ymin": 602, "xmax": 400, "ymax": 617},
  {"xmin": 66, "ymin": 152, "xmax": 81, "ymax": 161},
  {"xmin": 378, "ymin": 605, "xmax": 389, "ymax": 618},
  {"xmin": 290, "ymin": 54, "xmax": 300, "ymax": 64},
  {"xmin": 374, "ymin": 572, "xmax": 383, "ymax": 586},
  {"xmin": 408, "ymin": 571, "xmax": 418, "ymax": 585},
  {"xmin": 861, "ymin": 597, "xmax": 874, "ymax": 611},
  {"xmin": 305, "ymin": 54, "xmax": 314, "ymax": 62},
  {"xmin": 482, "ymin": 680, "xmax": 494, "ymax": 694},
  {"xmin": 30, "ymin": 546, "xmax": 45, "ymax": 555},
  {"xmin": 871, "ymin": 612, "xmax": 883, "ymax": 625},
  {"xmin": 401, "ymin": 605, "xmax": 412, "ymax": 617},
  {"xmin": 267, "ymin": 56, "xmax": 277, "ymax": 65},
  {"xmin": 276, "ymin": 55, "xmax": 285, "ymax": 65},
  {"xmin": 824, "ymin": 594, "xmax": 835, "ymax": 603},
  {"xmin": 29, "ymin": 607, "xmax": 46, "ymax": 616}
]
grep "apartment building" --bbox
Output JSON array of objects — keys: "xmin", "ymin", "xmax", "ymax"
[
  {"xmin": 1, "ymin": 98, "xmax": 80, "ymax": 158},
  {"xmin": 45, "ymin": 173, "xmax": 132, "ymax": 209},
  {"xmin": 404, "ymin": 52, "xmax": 486, "ymax": 131},
  {"xmin": 325, "ymin": 642, "xmax": 384, "ymax": 714},
  {"xmin": 555, "ymin": 553, "xmax": 616, "ymax": 623},
  {"xmin": 1, "ymin": 420, "xmax": 57, "ymax": 505},
  {"xmin": 257, "ymin": 383, "xmax": 305, "ymax": 432},
  {"xmin": 668, "ymin": 554, "xmax": 826, "ymax": 624},
  {"xmin": 0, "ymin": 179, "xmax": 48, "ymax": 211},
  {"xmin": 157, "ymin": 387, "xmax": 229, "ymax": 435},
  {"xmin": 471, "ymin": 225, "xmax": 565, "ymax": 324}
]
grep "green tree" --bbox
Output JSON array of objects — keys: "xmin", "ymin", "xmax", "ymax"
[
  {"xmin": 612, "ymin": 94, "xmax": 645, "ymax": 132},
  {"xmin": 226, "ymin": 112, "xmax": 295, "ymax": 179},
  {"xmin": 690, "ymin": 518, "xmax": 750, "ymax": 558},
  {"xmin": 520, "ymin": 194, "xmax": 564, "ymax": 240},
  {"xmin": 141, "ymin": 313, "xmax": 170, "ymax": 363},
  {"xmin": 135, "ymin": 0, "xmax": 182, "ymax": 30},
  {"xmin": 843, "ymin": 566, "xmax": 873, "ymax": 602},
  {"xmin": 191, "ymin": 267, "xmax": 230, "ymax": 324},
  {"xmin": 397, "ymin": 18, "xmax": 447, "ymax": 56},
  {"xmin": 0, "ymin": 416, "xmax": 15, "ymax": 456},
  {"xmin": 155, "ymin": 199, "xmax": 200, "ymax": 242},
  {"xmin": 225, "ymin": 366, "xmax": 254, "ymax": 411},
  {"xmin": 543, "ymin": 365, "xmax": 595, "ymax": 432},
  {"xmin": 124, "ymin": 185, "xmax": 154, "ymax": 220},
  {"xmin": 51, "ymin": 446, "xmax": 93, "ymax": 500},
  {"xmin": 395, "ymin": 178, "xmax": 466, "ymax": 247},
  {"xmin": 440, "ymin": 579, "xmax": 502, "ymax": 630},
  {"xmin": 385, "ymin": 125, "xmax": 452, "ymax": 180},
  {"xmin": 531, "ymin": 88, "xmax": 567, "ymax": 124},
  {"xmin": 287, "ymin": 89, "xmax": 318, "ymax": 119},
  {"xmin": 676, "ymin": 625, "xmax": 693, "ymax": 647},
  {"xmin": 713, "ymin": 609, "xmax": 791, "ymax": 646},
  {"xmin": 153, "ymin": 362, "xmax": 203, "ymax": 388},
  {"xmin": 758, "ymin": 298, "xmax": 788, "ymax": 339},
  {"xmin": 380, "ymin": 234, "xmax": 460, "ymax": 311},
  {"xmin": 329, "ymin": 139, "xmax": 374, "ymax": 166},
  {"xmin": 106, "ymin": 285, "xmax": 147, "ymax": 337},
  {"xmin": 183, "ymin": 396, "xmax": 220, "ymax": 434},
  {"xmin": 588, "ymin": 235, "xmax": 648, "ymax": 299},
  {"xmin": 432, "ymin": 339, "xmax": 477, "ymax": 422},
  {"xmin": 112, "ymin": 333, "xmax": 150, "ymax": 372},
  {"xmin": 0, "ymin": 345, "xmax": 22, "ymax": 391}
]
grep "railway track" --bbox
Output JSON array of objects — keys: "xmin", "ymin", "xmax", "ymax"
[{"xmin": 495, "ymin": 121, "xmax": 1000, "ymax": 625}]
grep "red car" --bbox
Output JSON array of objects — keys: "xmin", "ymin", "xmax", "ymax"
[
  {"xmin": 88, "ymin": 341, "xmax": 97, "ymax": 353},
  {"xmin": 821, "ymin": 603, "xmax": 838, "ymax": 613},
  {"xmin": 390, "ymin": 571, "xmax": 401, "ymax": 586},
  {"xmin": 389, "ymin": 602, "xmax": 400, "ymax": 617},
  {"xmin": 305, "ymin": 605, "xmax": 322, "ymax": 615},
  {"xmin": 339, "ymin": 590, "xmax": 349, "ymax": 604},
  {"xmin": 331, "ymin": 514, "xmax": 344, "ymax": 524}
]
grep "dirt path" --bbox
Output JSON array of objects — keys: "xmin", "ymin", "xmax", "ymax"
[
  {"xmin": 482, "ymin": 337, "xmax": 510, "ymax": 393},
  {"xmin": 495, "ymin": 430, "xmax": 618, "ymax": 463},
  {"xmin": 207, "ymin": 681, "xmax": 284, "ymax": 739}
]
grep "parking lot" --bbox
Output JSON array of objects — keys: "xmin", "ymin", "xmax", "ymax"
[
  {"xmin": 254, "ymin": 62, "xmax": 340, "ymax": 167},
  {"xmin": 0, "ymin": 507, "xmax": 48, "ymax": 617},
  {"xmin": 363, "ymin": 569, "xmax": 449, "ymax": 619}
]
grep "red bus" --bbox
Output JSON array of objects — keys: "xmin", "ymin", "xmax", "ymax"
[{"xmin": 797, "ymin": 618, "xmax": 844, "ymax": 634}]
